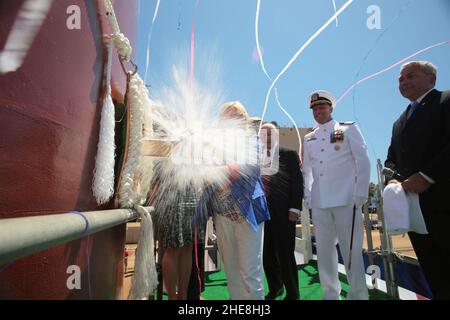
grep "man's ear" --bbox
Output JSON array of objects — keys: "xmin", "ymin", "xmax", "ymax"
[{"xmin": 430, "ymin": 74, "xmax": 437, "ymax": 87}]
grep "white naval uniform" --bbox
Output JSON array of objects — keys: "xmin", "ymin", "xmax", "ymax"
[{"xmin": 302, "ymin": 119, "xmax": 370, "ymax": 300}]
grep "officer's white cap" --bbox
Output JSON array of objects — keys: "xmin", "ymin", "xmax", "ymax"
[{"xmin": 308, "ymin": 90, "xmax": 336, "ymax": 108}]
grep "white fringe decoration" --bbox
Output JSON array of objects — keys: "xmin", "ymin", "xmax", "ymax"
[
  {"xmin": 92, "ymin": 40, "xmax": 116, "ymax": 205},
  {"xmin": 128, "ymin": 205, "xmax": 158, "ymax": 300},
  {"xmin": 118, "ymin": 73, "xmax": 154, "ymax": 208}
]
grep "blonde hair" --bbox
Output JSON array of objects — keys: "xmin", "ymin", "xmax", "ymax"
[{"xmin": 219, "ymin": 101, "xmax": 250, "ymax": 121}]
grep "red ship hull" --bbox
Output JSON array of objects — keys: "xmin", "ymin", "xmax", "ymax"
[{"xmin": 0, "ymin": 0, "xmax": 137, "ymax": 299}]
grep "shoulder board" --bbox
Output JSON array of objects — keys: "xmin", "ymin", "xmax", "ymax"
[{"xmin": 339, "ymin": 121, "xmax": 355, "ymax": 125}]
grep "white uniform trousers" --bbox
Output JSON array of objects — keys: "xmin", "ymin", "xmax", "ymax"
[
  {"xmin": 312, "ymin": 205, "xmax": 369, "ymax": 300},
  {"xmin": 214, "ymin": 214, "xmax": 265, "ymax": 300}
]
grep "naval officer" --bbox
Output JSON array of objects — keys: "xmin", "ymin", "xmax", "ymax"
[{"xmin": 302, "ymin": 90, "xmax": 370, "ymax": 300}]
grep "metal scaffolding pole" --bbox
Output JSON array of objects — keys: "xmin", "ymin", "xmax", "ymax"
[
  {"xmin": 362, "ymin": 203, "xmax": 375, "ymax": 266},
  {"xmin": 376, "ymin": 159, "xmax": 399, "ymax": 299},
  {"xmin": 0, "ymin": 208, "xmax": 138, "ymax": 266}
]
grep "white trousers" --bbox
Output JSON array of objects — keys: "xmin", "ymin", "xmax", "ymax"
[
  {"xmin": 312, "ymin": 205, "xmax": 369, "ymax": 300},
  {"xmin": 214, "ymin": 214, "xmax": 265, "ymax": 300}
]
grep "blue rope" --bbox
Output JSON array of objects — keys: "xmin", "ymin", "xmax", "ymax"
[
  {"xmin": 66, "ymin": 211, "xmax": 90, "ymax": 234},
  {"xmin": 0, "ymin": 211, "xmax": 93, "ymax": 299},
  {"xmin": 66, "ymin": 211, "xmax": 92, "ymax": 299},
  {"xmin": 0, "ymin": 212, "xmax": 89, "ymax": 274}
]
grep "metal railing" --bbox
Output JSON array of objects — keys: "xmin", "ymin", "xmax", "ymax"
[
  {"xmin": 0, "ymin": 208, "xmax": 138, "ymax": 266},
  {"xmin": 375, "ymin": 159, "xmax": 399, "ymax": 299}
]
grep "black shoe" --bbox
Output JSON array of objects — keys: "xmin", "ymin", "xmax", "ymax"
[
  {"xmin": 283, "ymin": 295, "xmax": 299, "ymax": 300},
  {"xmin": 265, "ymin": 288, "xmax": 284, "ymax": 300}
]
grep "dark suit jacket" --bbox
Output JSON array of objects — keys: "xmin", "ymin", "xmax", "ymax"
[
  {"xmin": 265, "ymin": 147, "xmax": 304, "ymax": 221},
  {"xmin": 385, "ymin": 89, "xmax": 450, "ymax": 214}
]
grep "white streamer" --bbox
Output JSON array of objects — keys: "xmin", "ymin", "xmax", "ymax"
[
  {"xmin": 274, "ymin": 89, "xmax": 303, "ymax": 159},
  {"xmin": 332, "ymin": 0, "xmax": 339, "ymax": 27},
  {"xmin": 144, "ymin": 0, "xmax": 161, "ymax": 84},
  {"xmin": 258, "ymin": 0, "xmax": 354, "ymax": 132},
  {"xmin": 255, "ymin": 0, "xmax": 303, "ymax": 156}
]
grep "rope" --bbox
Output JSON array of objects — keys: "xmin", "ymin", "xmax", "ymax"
[
  {"xmin": 67, "ymin": 211, "xmax": 90, "ymax": 234},
  {"xmin": 103, "ymin": 0, "xmax": 132, "ymax": 61},
  {"xmin": 92, "ymin": 39, "xmax": 116, "ymax": 205},
  {"xmin": 66, "ymin": 211, "xmax": 92, "ymax": 299},
  {"xmin": 189, "ymin": 0, "xmax": 200, "ymax": 89}
]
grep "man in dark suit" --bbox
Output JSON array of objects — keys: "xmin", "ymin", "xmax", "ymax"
[
  {"xmin": 385, "ymin": 60, "xmax": 450, "ymax": 299},
  {"xmin": 260, "ymin": 123, "xmax": 304, "ymax": 300}
]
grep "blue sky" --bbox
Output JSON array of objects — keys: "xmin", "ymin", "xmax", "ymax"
[{"xmin": 135, "ymin": 0, "xmax": 450, "ymax": 181}]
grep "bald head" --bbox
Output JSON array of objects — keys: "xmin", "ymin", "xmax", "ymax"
[
  {"xmin": 261, "ymin": 123, "xmax": 277, "ymax": 130},
  {"xmin": 260, "ymin": 123, "xmax": 278, "ymax": 149}
]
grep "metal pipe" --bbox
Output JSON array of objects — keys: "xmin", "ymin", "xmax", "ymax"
[
  {"xmin": 362, "ymin": 203, "xmax": 375, "ymax": 265},
  {"xmin": 376, "ymin": 159, "xmax": 399, "ymax": 299},
  {"xmin": 0, "ymin": 208, "xmax": 138, "ymax": 265}
]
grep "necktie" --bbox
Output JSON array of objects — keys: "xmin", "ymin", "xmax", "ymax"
[{"xmin": 407, "ymin": 101, "xmax": 419, "ymax": 120}]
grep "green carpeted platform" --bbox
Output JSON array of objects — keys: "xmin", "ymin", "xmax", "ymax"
[{"xmin": 201, "ymin": 260, "xmax": 392, "ymax": 300}]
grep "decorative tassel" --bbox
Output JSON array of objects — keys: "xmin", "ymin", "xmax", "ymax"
[
  {"xmin": 128, "ymin": 205, "xmax": 158, "ymax": 300},
  {"xmin": 92, "ymin": 40, "xmax": 116, "ymax": 205},
  {"xmin": 118, "ymin": 73, "xmax": 154, "ymax": 208}
]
